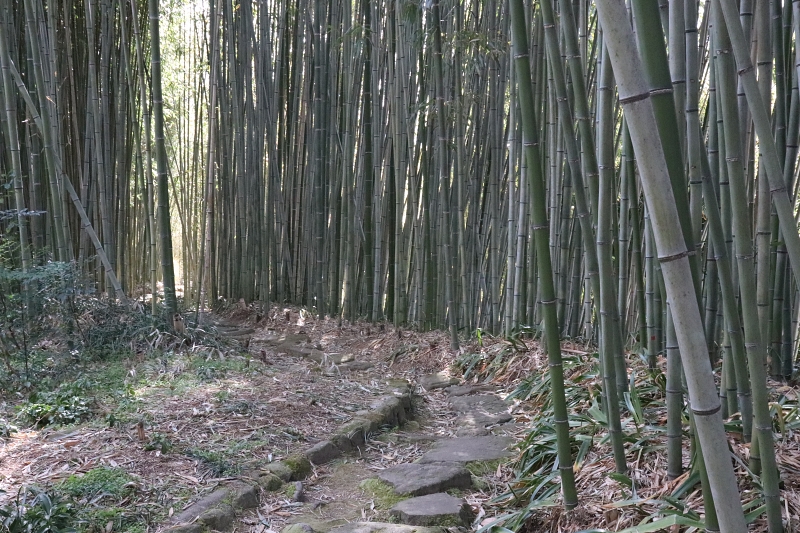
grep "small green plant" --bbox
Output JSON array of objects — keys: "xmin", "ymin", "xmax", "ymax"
[
  {"xmin": 0, "ymin": 487, "xmax": 76, "ymax": 533},
  {"xmin": 57, "ymin": 467, "xmax": 134, "ymax": 500},
  {"xmin": 195, "ymin": 364, "xmax": 224, "ymax": 382},
  {"xmin": 143, "ymin": 433, "xmax": 173, "ymax": 454},
  {"xmin": 17, "ymin": 380, "xmax": 94, "ymax": 427},
  {"xmin": 76, "ymin": 506, "xmax": 143, "ymax": 533},
  {"xmin": 185, "ymin": 448, "xmax": 239, "ymax": 476}
]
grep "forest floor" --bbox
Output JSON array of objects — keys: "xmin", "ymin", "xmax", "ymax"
[
  {"xmin": 1, "ymin": 304, "xmax": 799, "ymax": 533},
  {"xmin": 0, "ymin": 306, "xmax": 521, "ymax": 533}
]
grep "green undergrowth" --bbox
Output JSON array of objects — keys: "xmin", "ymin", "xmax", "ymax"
[
  {"xmin": 358, "ymin": 478, "xmax": 406, "ymax": 509},
  {"xmin": 0, "ymin": 487, "xmax": 76, "ymax": 533},
  {"xmin": 475, "ymin": 343, "xmax": 799, "ymax": 533},
  {"xmin": 185, "ymin": 447, "xmax": 241, "ymax": 477},
  {"xmin": 0, "ymin": 467, "xmax": 149, "ymax": 533},
  {"xmin": 57, "ymin": 467, "xmax": 135, "ymax": 500}
]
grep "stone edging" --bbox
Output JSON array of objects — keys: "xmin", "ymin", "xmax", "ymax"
[{"xmin": 161, "ymin": 379, "xmax": 414, "ymax": 533}]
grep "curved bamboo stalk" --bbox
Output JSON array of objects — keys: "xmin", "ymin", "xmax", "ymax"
[
  {"xmin": 8, "ymin": 60, "xmax": 125, "ymax": 298},
  {"xmin": 594, "ymin": 1, "xmax": 747, "ymax": 530}
]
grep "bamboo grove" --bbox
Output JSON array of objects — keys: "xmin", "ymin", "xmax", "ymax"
[{"xmin": 2, "ymin": 0, "xmax": 800, "ymax": 528}]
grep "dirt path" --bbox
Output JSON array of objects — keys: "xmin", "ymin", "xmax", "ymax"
[
  {"xmin": 158, "ymin": 310, "xmax": 523, "ymax": 533},
  {"xmin": 0, "ymin": 307, "xmax": 523, "ymax": 533}
]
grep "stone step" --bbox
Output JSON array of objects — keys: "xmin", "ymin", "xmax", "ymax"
[
  {"xmin": 446, "ymin": 384, "xmax": 497, "ymax": 397},
  {"xmin": 330, "ymin": 523, "xmax": 447, "ymax": 533},
  {"xmin": 376, "ymin": 463, "xmax": 471, "ymax": 496},
  {"xmin": 449, "ymin": 394, "xmax": 513, "ymax": 428},
  {"xmin": 389, "ymin": 493, "xmax": 473, "ymax": 527},
  {"xmin": 285, "ymin": 521, "xmax": 448, "ymax": 533},
  {"xmin": 419, "ymin": 372, "xmax": 460, "ymax": 391},
  {"xmin": 418, "ymin": 435, "xmax": 512, "ymax": 464}
]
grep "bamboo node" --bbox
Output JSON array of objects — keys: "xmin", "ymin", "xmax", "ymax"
[
  {"xmin": 657, "ymin": 250, "xmax": 688, "ymax": 263},
  {"xmin": 650, "ymin": 87, "xmax": 673, "ymax": 96},
  {"xmin": 619, "ymin": 91, "xmax": 649, "ymax": 105},
  {"xmin": 690, "ymin": 404, "xmax": 721, "ymax": 416}
]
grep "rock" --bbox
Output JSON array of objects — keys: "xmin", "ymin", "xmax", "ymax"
[
  {"xmin": 283, "ymin": 455, "xmax": 312, "ymax": 480},
  {"xmin": 459, "ymin": 411, "xmax": 513, "ymax": 427},
  {"xmin": 449, "ymin": 394, "xmax": 512, "ymax": 427},
  {"xmin": 281, "ymin": 343, "xmax": 315, "ymax": 358},
  {"xmin": 419, "ymin": 373, "xmax": 459, "ymax": 391},
  {"xmin": 323, "ymin": 352, "xmax": 355, "ymax": 364},
  {"xmin": 336, "ymin": 361, "xmax": 374, "ymax": 372},
  {"xmin": 162, "ymin": 524, "xmax": 205, "ymax": 533},
  {"xmin": 262, "ymin": 461, "xmax": 293, "ymax": 482},
  {"xmin": 418, "ymin": 436, "xmax": 512, "ymax": 463},
  {"xmin": 446, "ymin": 384, "xmax": 496, "ymax": 397},
  {"xmin": 455, "ymin": 427, "xmax": 490, "ymax": 437},
  {"xmin": 286, "ymin": 519, "xmax": 348, "ymax": 533},
  {"xmin": 199, "ymin": 504, "xmax": 235, "ymax": 531},
  {"xmin": 448, "ymin": 394, "xmax": 508, "ymax": 414},
  {"xmin": 377, "ymin": 463, "xmax": 471, "ymax": 496},
  {"xmin": 228, "ymin": 481, "xmax": 259, "ymax": 509},
  {"xmin": 370, "ymin": 397, "xmax": 407, "ymax": 427},
  {"xmin": 385, "ymin": 379, "xmax": 412, "ymax": 394},
  {"xmin": 335, "ymin": 418, "xmax": 370, "ymax": 447},
  {"xmin": 283, "ymin": 524, "xmax": 317, "ymax": 533},
  {"xmin": 169, "ymin": 488, "xmax": 229, "ymax": 526},
  {"xmin": 330, "ymin": 432, "xmax": 357, "ymax": 453},
  {"xmin": 329, "ymin": 523, "xmax": 446, "ymax": 533},
  {"xmin": 389, "ymin": 493, "xmax": 473, "ymax": 527},
  {"xmin": 305, "ymin": 440, "xmax": 342, "ymax": 464},
  {"xmin": 256, "ymin": 472, "xmax": 284, "ymax": 491}
]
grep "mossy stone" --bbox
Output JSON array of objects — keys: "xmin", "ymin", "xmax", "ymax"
[
  {"xmin": 283, "ymin": 524, "xmax": 317, "ymax": 533},
  {"xmin": 257, "ymin": 473, "xmax": 284, "ymax": 491},
  {"xmin": 263, "ymin": 461, "xmax": 292, "ymax": 481},
  {"xmin": 198, "ymin": 505, "xmax": 235, "ymax": 531},
  {"xmin": 284, "ymin": 455, "xmax": 312, "ymax": 480}
]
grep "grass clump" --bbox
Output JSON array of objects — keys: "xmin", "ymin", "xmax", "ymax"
[
  {"xmin": 358, "ymin": 478, "xmax": 405, "ymax": 509},
  {"xmin": 76, "ymin": 506, "xmax": 145, "ymax": 533},
  {"xmin": 465, "ymin": 459, "xmax": 502, "ymax": 477},
  {"xmin": 57, "ymin": 467, "xmax": 134, "ymax": 500},
  {"xmin": 185, "ymin": 448, "xmax": 240, "ymax": 477}
]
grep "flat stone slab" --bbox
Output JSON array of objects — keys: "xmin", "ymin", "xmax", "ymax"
[
  {"xmin": 329, "ymin": 522, "xmax": 446, "ymax": 533},
  {"xmin": 418, "ymin": 436, "xmax": 512, "ymax": 463},
  {"xmin": 446, "ymin": 384, "xmax": 496, "ymax": 397},
  {"xmin": 377, "ymin": 463, "xmax": 471, "ymax": 496},
  {"xmin": 459, "ymin": 410, "xmax": 512, "ymax": 427},
  {"xmin": 419, "ymin": 372, "xmax": 459, "ymax": 391},
  {"xmin": 389, "ymin": 493, "xmax": 473, "ymax": 527},
  {"xmin": 449, "ymin": 394, "xmax": 508, "ymax": 414}
]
